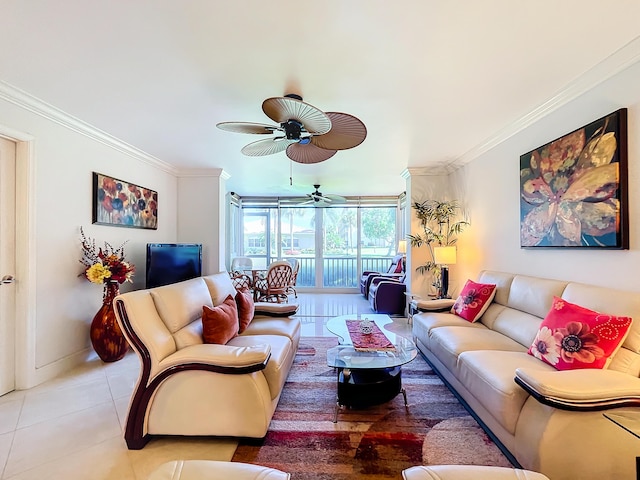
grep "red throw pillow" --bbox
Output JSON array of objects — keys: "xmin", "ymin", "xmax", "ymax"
[
  {"xmin": 393, "ymin": 259, "xmax": 404, "ymax": 273},
  {"xmin": 202, "ymin": 295, "xmax": 239, "ymax": 344},
  {"xmin": 235, "ymin": 288, "xmax": 255, "ymax": 334},
  {"xmin": 451, "ymin": 279, "xmax": 497, "ymax": 322},
  {"xmin": 528, "ymin": 296, "xmax": 633, "ymax": 371}
]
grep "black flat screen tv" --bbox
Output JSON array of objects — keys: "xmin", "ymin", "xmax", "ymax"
[{"xmin": 146, "ymin": 243, "xmax": 202, "ymax": 288}]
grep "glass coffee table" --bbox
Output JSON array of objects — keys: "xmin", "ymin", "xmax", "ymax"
[{"xmin": 326, "ymin": 314, "xmax": 417, "ymax": 422}]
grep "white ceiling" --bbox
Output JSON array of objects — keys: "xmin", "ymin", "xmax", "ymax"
[{"xmin": 2, "ymin": 1, "xmax": 640, "ymax": 197}]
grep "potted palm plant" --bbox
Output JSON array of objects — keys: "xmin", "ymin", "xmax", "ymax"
[{"xmin": 408, "ymin": 199, "xmax": 468, "ymax": 293}]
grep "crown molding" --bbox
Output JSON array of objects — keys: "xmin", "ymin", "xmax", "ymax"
[
  {"xmin": 402, "ymin": 165, "xmax": 456, "ymax": 178},
  {"xmin": 176, "ymin": 168, "xmax": 230, "ymax": 179},
  {"xmin": 0, "ymin": 80, "xmax": 178, "ymax": 175},
  {"xmin": 456, "ymin": 34, "xmax": 640, "ymax": 166}
]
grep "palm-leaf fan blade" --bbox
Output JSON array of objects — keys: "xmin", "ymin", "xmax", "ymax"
[
  {"xmin": 286, "ymin": 143, "xmax": 337, "ymax": 164},
  {"xmin": 311, "ymin": 112, "xmax": 367, "ymax": 150},
  {"xmin": 216, "ymin": 122, "xmax": 278, "ymax": 134},
  {"xmin": 262, "ymin": 97, "xmax": 332, "ymax": 135},
  {"xmin": 241, "ymin": 138, "xmax": 293, "ymax": 156}
]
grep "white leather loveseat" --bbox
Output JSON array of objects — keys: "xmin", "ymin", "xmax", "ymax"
[
  {"xmin": 413, "ymin": 270, "xmax": 640, "ymax": 480},
  {"xmin": 114, "ymin": 272, "xmax": 300, "ymax": 449}
]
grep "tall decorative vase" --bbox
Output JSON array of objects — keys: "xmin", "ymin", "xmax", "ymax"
[{"xmin": 90, "ymin": 281, "xmax": 129, "ymax": 362}]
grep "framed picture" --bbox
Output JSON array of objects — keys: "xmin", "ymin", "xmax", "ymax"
[
  {"xmin": 92, "ymin": 172, "xmax": 158, "ymax": 230},
  {"xmin": 520, "ymin": 108, "xmax": 628, "ymax": 249}
]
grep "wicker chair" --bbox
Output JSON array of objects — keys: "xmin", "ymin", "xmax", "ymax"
[
  {"xmin": 254, "ymin": 261, "xmax": 293, "ymax": 303},
  {"xmin": 286, "ymin": 258, "xmax": 300, "ymax": 298},
  {"xmin": 230, "ymin": 272, "xmax": 252, "ymax": 291}
]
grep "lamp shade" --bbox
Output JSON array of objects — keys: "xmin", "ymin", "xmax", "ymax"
[
  {"xmin": 397, "ymin": 240, "xmax": 407, "ymax": 254},
  {"xmin": 434, "ymin": 246, "xmax": 457, "ymax": 265}
]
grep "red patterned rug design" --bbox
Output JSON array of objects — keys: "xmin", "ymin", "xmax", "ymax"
[{"xmin": 232, "ymin": 337, "xmax": 511, "ymax": 479}]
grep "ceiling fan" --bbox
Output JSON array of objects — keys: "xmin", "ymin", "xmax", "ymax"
[
  {"xmin": 216, "ymin": 94, "xmax": 367, "ymax": 164},
  {"xmin": 296, "ymin": 184, "xmax": 346, "ymax": 206}
]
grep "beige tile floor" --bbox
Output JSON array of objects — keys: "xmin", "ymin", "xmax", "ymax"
[{"xmin": 0, "ymin": 292, "xmax": 410, "ymax": 480}]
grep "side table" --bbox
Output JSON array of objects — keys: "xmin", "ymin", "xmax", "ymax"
[{"xmin": 405, "ymin": 293, "xmax": 455, "ymax": 323}]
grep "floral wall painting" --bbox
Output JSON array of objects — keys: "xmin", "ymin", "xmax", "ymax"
[
  {"xmin": 92, "ymin": 172, "xmax": 158, "ymax": 230},
  {"xmin": 520, "ymin": 108, "xmax": 628, "ymax": 249}
]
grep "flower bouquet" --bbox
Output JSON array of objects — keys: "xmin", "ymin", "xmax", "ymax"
[{"xmin": 79, "ymin": 227, "xmax": 135, "ymax": 285}]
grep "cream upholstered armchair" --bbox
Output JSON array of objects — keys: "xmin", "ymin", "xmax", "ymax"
[
  {"xmin": 113, "ymin": 272, "xmax": 300, "ymax": 449},
  {"xmin": 254, "ymin": 261, "xmax": 292, "ymax": 303}
]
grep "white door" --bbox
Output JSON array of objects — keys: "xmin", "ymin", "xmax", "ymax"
[{"xmin": 0, "ymin": 136, "xmax": 16, "ymax": 396}]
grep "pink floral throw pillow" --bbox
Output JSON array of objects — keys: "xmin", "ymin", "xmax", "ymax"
[
  {"xmin": 528, "ymin": 296, "xmax": 633, "ymax": 370},
  {"xmin": 451, "ymin": 279, "xmax": 497, "ymax": 323}
]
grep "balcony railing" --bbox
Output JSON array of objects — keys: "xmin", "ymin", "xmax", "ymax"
[{"xmin": 283, "ymin": 255, "xmax": 395, "ymax": 288}]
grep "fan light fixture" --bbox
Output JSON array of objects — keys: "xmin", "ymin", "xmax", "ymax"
[
  {"xmin": 294, "ymin": 185, "xmax": 346, "ymax": 207},
  {"xmin": 216, "ymin": 94, "xmax": 367, "ymax": 164}
]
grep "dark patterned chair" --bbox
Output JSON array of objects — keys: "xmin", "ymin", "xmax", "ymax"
[
  {"xmin": 368, "ymin": 274, "xmax": 406, "ymax": 315},
  {"xmin": 359, "ymin": 254, "xmax": 404, "ymax": 299}
]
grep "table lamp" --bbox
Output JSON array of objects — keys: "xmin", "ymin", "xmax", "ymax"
[
  {"xmin": 433, "ymin": 246, "xmax": 457, "ymax": 299},
  {"xmin": 397, "ymin": 240, "xmax": 407, "ymax": 271}
]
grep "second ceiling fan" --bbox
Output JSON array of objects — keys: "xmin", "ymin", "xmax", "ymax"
[
  {"xmin": 216, "ymin": 94, "xmax": 367, "ymax": 164},
  {"xmin": 296, "ymin": 184, "xmax": 346, "ymax": 206}
]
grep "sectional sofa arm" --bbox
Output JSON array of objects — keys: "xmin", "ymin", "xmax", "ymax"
[
  {"xmin": 157, "ymin": 343, "xmax": 272, "ymax": 375},
  {"xmin": 253, "ymin": 302, "xmax": 299, "ymax": 317},
  {"xmin": 515, "ymin": 367, "xmax": 640, "ymax": 411}
]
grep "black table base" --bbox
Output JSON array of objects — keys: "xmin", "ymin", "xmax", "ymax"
[{"xmin": 334, "ymin": 366, "xmax": 407, "ymax": 422}]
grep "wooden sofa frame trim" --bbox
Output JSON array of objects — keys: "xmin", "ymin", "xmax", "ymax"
[
  {"xmin": 115, "ymin": 300, "xmax": 270, "ymax": 450},
  {"xmin": 514, "ymin": 376, "xmax": 640, "ymax": 411}
]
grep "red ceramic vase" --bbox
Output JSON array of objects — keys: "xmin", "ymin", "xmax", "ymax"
[{"xmin": 90, "ymin": 281, "xmax": 129, "ymax": 362}]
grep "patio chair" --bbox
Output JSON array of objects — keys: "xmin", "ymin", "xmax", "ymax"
[
  {"xmin": 231, "ymin": 256, "xmax": 253, "ymax": 273},
  {"xmin": 286, "ymin": 258, "xmax": 300, "ymax": 298},
  {"xmin": 230, "ymin": 272, "xmax": 252, "ymax": 291},
  {"xmin": 254, "ymin": 260, "xmax": 293, "ymax": 303}
]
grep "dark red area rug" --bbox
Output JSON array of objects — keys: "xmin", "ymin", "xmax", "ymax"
[{"xmin": 232, "ymin": 337, "xmax": 511, "ymax": 479}]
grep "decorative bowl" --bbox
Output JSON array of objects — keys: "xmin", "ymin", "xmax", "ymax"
[{"xmin": 359, "ymin": 319, "xmax": 374, "ymax": 335}]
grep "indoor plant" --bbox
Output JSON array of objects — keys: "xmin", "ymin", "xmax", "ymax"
[
  {"xmin": 408, "ymin": 199, "xmax": 468, "ymax": 293},
  {"xmin": 79, "ymin": 227, "xmax": 135, "ymax": 362}
]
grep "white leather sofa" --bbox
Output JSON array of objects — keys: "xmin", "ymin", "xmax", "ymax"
[
  {"xmin": 114, "ymin": 272, "xmax": 301, "ymax": 449},
  {"xmin": 412, "ymin": 270, "xmax": 640, "ymax": 480},
  {"xmin": 148, "ymin": 460, "xmax": 290, "ymax": 480},
  {"xmin": 403, "ymin": 465, "xmax": 549, "ymax": 480}
]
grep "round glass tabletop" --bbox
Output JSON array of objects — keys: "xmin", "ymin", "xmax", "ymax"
[{"xmin": 325, "ymin": 314, "xmax": 417, "ymax": 370}]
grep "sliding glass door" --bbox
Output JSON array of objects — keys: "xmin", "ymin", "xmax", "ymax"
[
  {"xmin": 280, "ymin": 207, "xmax": 316, "ymax": 287},
  {"xmin": 233, "ymin": 197, "xmax": 402, "ymax": 290}
]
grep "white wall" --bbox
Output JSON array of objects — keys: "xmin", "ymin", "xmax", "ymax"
[
  {"xmin": 177, "ymin": 172, "xmax": 228, "ymax": 275},
  {"xmin": 452, "ymin": 60, "xmax": 640, "ymax": 293},
  {"xmin": 405, "ymin": 169, "xmax": 454, "ymax": 296},
  {"xmin": 0, "ymin": 95, "xmax": 179, "ymax": 386}
]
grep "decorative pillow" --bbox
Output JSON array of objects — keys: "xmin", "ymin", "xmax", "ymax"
[
  {"xmin": 235, "ymin": 288, "xmax": 255, "ymax": 334},
  {"xmin": 202, "ymin": 295, "xmax": 239, "ymax": 344},
  {"xmin": 528, "ymin": 296, "xmax": 633, "ymax": 371},
  {"xmin": 451, "ymin": 279, "xmax": 497, "ymax": 323},
  {"xmin": 393, "ymin": 259, "xmax": 404, "ymax": 273}
]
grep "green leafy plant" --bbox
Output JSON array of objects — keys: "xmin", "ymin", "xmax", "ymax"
[{"xmin": 408, "ymin": 199, "xmax": 468, "ymax": 276}]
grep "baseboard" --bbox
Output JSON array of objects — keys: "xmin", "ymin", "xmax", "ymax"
[
  {"xmin": 417, "ymin": 349, "xmax": 522, "ymax": 468},
  {"xmin": 31, "ymin": 347, "xmax": 94, "ymax": 388}
]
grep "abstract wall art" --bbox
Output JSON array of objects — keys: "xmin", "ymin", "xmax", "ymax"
[
  {"xmin": 92, "ymin": 172, "xmax": 158, "ymax": 230},
  {"xmin": 520, "ymin": 109, "xmax": 628, "ymax": 249}
]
